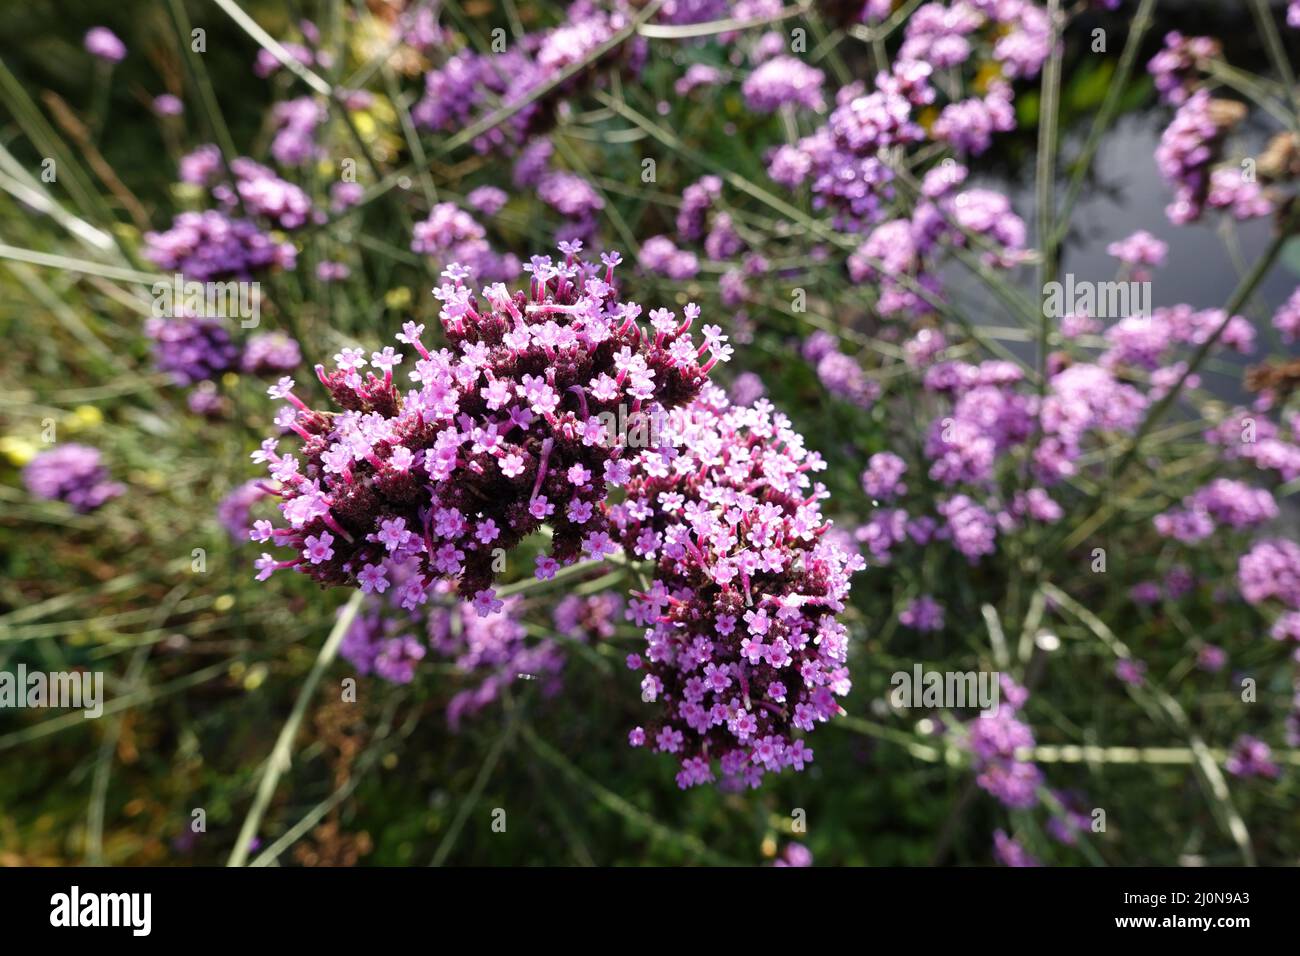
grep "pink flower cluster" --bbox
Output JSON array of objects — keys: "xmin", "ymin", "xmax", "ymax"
[
  {"xmin": 609, "ymin": 384, "xmax": 863, "ymax": 789},
  {"xmin": 251, "ymin": 245, "xmax": 727, "ymax": 615}
]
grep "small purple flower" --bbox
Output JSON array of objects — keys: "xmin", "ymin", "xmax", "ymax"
[
  {"xmin": 24, "ymin": 444, "xmax": 124, "ymax": 513},
  {"xmin": 85, "ymin": 27, "xmax": 126, "ymax": 63}
]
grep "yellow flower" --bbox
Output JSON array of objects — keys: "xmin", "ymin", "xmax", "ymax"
[
  {"xmin": 243, "ymin": 663, "xmax": 268, "ymax": 691},
  {"xmin": 0, "ymin": 436, "xmax": 37, "ymax": 466},
  {"xmin": 67, "ymin": 405, "xmax": 103, "ymax": 431}
]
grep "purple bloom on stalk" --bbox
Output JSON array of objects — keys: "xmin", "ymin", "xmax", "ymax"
[
  {"xmin": 85, "ymin": 27, "xmax": 126, "ymax": 63},
  {"xmin": 1272, "ymin": 288, "xmax": 1300, "ymax": 345},
  {"xmin": 23, "ymin": 444, "xmax": 124, "ymax": 513},
  {"xmin": 741, "ymin": 57, "xmax": 825, "ymax": 113},
  {"xmin": 861, "ymin": 452, "xmax": 907, "ymax": 501},
  {"xmin": 214, "ymin": 158, "xmax": 318, "ymax": 230},
  {"xmin": 1106, "ymin": 230, "xmax": 1167, "ymax": 271},
  {"xmin": 1225, "ymin": 735, "xmax": 1279, "ymax": 779},
  {"xmin": 145, "ymin": 315, "xmax": 241, "ymax": 386},
  {"xmin": 466, "ymin": 186, "xmax": 508, "ymax": 216},
  {"xmin": 241, "ymin": 332, "xmax": 302, "ymax": 376},
  {"xmin": 1147, "ymin": 32, "xmax": 1219, "ymax": 106},
  {"xmin": 553, "ymin": 591, "xmax": 624, "ymax": 641},
  {"xmin": 898, "ymin": 595, "xmax": 944, "ymax": 632},
  {"xmin": 932, "ymin": 84, "xmax": 1014, "ymax": 155},
  {"xmin": 1130, "ymin": 581, "xmax": 1162, "ymax": 606},
  {"xmin": 179, "ymin": 145, "xmax": 222, "ymax": 187},
  {"xmin": 772, "ymin": 842, "xmax": 813, "ymax": 867},
  {"xmin": 1239, "ymin": 539, "xmax": 1300, "ymax": 610},
  {"xmin": 993, "ymin": 830, "xmax": 1041, "ymax": 867},
  {"xmin": 608, "ymin": 384, "xmax": 862, "ymax": 789},
  {"xmin": 144, "ymin": 211, "xmax": 297, "ymax": 282},
  {"xmin": 153, "ymin": 94, "xmax": 184, "ymax": 116},
  {"xmin": 411, "ymin": 202, "xmax": 517, "ymax": 282},
  {"xmin": 217, "ymin": 480, "xmax": 269, "ymax": 540},
  {"xmin": 1155, "ymin": 89, "xmax": 1241, "ymax": 225},
  {"xmin": 1272, "ymin": 612, "xmax": 1300, "ymax": 643},
  {"xmin": 1115, "ymin": 659, "xmax": 1147, "ymax": 687},
  {"xmin": 1198, "ymin": 645, "xmax": 1228, "ymax": 672},
  {"xmin": 676, "ymin": 176, "xmax": 721, "ymax": 243},
  {"xmin": 251, "ymin": 246, "xmax": 725, "ymax": 610},
  {"xmin": 270, "ymin": 97, "xmax": 325, "ymax": 168},
  {"xmin": 638, "ymin": 235, "xmax": 699, "ymax": 280},
  {"xmin": 727, "ymin": 371, "xmax": 766, "ymax": 407}
]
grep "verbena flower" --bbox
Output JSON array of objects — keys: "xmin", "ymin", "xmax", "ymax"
[
  {"xmin": 23, "ymin": 444, "xmax": 124, "ymax": 513},
  {"xmin": 144, "ymin": 210, "xmax": 297, "ymax": 282},
  {"xmin": 899, "ymin": 594, "xmax": 944, "ymax": 632},
  {"xmin": 963, "ymin": 677, "xmax": 1041, "ymax": 809},
  {"xmin": 742, "ymin": 56, "xmax": 825, "ymax": 113},
  {"xmin": 241, "ymin": 332, "xmax": 303, "ymax": 376},
  {"xmin": 1225, "ymin": 734, "xmax": 1279, "ymax": 779},
  {"xmin": 217, "ymin": 480, "xmax": 271, "ymax": 540},
  {"xmin": 145, "ymin": 315, "xmax": 241, "ymax": 386},
  {"xmin": 993, "ymin": 829, "xmax": 1041, "ymax": 867},
  {"xmin": 553, "ymin": 591, "xmax": 624, "ymax": 641},
  {"xmin": 608, "ymin": 384, "xmax": 863, "ymax": 789},
  {"xmin": 251, "ymin": 245, "xmax": 727, "ymax": 614},
  {"xmin": 84, "ymin": 27, "xmax": 126, "ymax": 63}
]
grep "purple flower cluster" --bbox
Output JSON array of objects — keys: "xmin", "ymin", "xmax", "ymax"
[
  {"xmin": 338, "ymin": 572, "xmax": 566, "ymax": 724},
  {"xmin": 638, "ymin": 235, "xmax": 700, "ymax": 280},
  {"xmin": 1238, "ymin": 538, "xmax": 1300, "ymax": 610},
  {"xmin": 84, "ymin": 26, "xmax": 126, "ymax": 63},
  {"xmin": 963, "ymin": 677, "xmax": 1042, "ymax": 809},
  {"xmin": 802, "ymin": 331, "xmax": 880, "ymax": 408},
  {"xmin": 1272, "ymin": 288, "xmax": 1300, "ymax": 344},
  {"xmin": 145, "ymin": 315, "xmax": 241, "ymax": 386},
  {"xmin": 214, "ymin": 158, "xmax": 318, "ymax": 230},
  {"xmin": 677, "ymin": 176, "xmax": 722, "ymax": 243},
  {"xmin": 241, "ymin": 332, "xmax": 303, "ymax": 376},
  {"xmin": 411, "ymin": 202, "xmax": 520, "ymax": 282},
  {"xmin": 1225, "ymin": 734, "xmax": 1279, "ymax": 779},
  {"xmin": 413, "ymin": 3, "xmax": 645, "ymax": 155},
  {"xmin": 768, "ymin": 61, "xmax": 931, "ymax": 231},
  {"xmin": 848, "ymin": 174, "xmax": 1028, "ymax": 317},
  {"xmin": 899, "ymin": 594, "xmax": 944, "ymax": 632},
  {"xmin": 1155, "ymin": 89, "xmax": 1244, "ymax": 225},
  {"xmin": 741, "ymin": 56, "xmax": 825, "ymax": 113},
  {"xmin": 536, "ymin": 171, "xmax": 605, "ymax": 243},
  {"xmin": 430, "ymin": 593, "xmax": 566, "ymax": 727},
  {"xmin": 933, "ymin": 83, "xmax": 1014, "ymax": 155},
  {"xmin": 1153, "ymin": 479, "xmax": 1278, "ymax": 544},
  {"xmin": 1147, "ymin": 32, "xmax": 1219, "ymax": 106},
  {"xmin": 340, "ymin": 601, "xmax": 428, "ymax": 685},
  {"xmin": 23, "ymin": 444, "xmax": 124, "ymax": 513},
  {"xmin": 553, "ymin": 591, "xmax": 624, "ymax": 641},
  {"xmin": 251, "ymin": 246, "xmax": 728, "ymax": 614},
  {"xmin": 270, "ymin": 97, "xmax": 325, "ymax": 168},
  {"xmin": 861, "ymin": 451, "xmax": 908, "ymax": 501},
  {"xmin": 609, "ymin": 384, "xmax": 862, "ymax": 789},
  {"xmin": 217, "ymin": 480, "xmax": 271, "ymax": 540},
  {"xmin": 993, "ymin": 829, "xmax": 1040, "ymax": 866},
  {"xmin": 144, "ymin": 210, "xmax": 296, "ymax": 282}
]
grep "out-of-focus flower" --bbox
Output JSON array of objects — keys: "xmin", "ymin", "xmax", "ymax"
[{"xmin": 23, "ymin": 444, "xmax": 123, "ymax": 512}]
